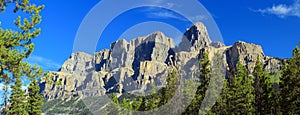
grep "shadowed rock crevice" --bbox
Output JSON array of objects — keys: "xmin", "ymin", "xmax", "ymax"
[{"xmin": 132, "ymin": 41, "xmax": 155, "ymax": 81}]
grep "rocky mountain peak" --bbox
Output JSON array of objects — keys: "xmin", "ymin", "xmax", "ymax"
[
  {"xmin": 192, "ymin": 22, "xmax": 207, "ymax": 30},
  {"xmin": 110, "ymin": 39, "xmax": 129, "ymax": 51},
  {"xmin": 144, "ymin": 31, "xmax": 167, "ymax": 41},
  {"xmin": 178, "ymin": 22, "xmax": 212, "ymax": 51},
  {"xmin": 132, "ymin": 31, "xmax": 174, "ymax": 48},
  {"xmin": 40, "ymin": 22, "xmax": 283, "ymax": 101}
]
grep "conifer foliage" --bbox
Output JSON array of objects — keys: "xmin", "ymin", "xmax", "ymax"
[
  {"xmin": 280, "ymin": 44, "xmax": 300, "ymax": 114},
  {"xmin": 253, "ymin": 56, "xmax": 273, "ymax": 114},
  {"xmin": 0, "ymin": 0, "xmax": 44, "ymax": 114},
  {"xmin": 183, "ymin": 52, "xmax": 211, "ymax": 114},
  {"xmin": 27, "ymin": 79, "xmax": 44, "ymax": 115},
  {"xmin": 227, "ymin": 60, "xmax": 255, "ymax": 114},
  {"xmin": 8, "ymin": 76, "xmax": 27, "ymax": 115},
  {"xmin": 104, "ymin": 69, "xmax": 179, "ymax": 115}
]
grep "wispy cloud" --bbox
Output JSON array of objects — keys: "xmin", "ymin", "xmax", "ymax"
[
  {"xmin": 147, "ymin": 10, "xmax": 186, "ymax": 21},
  {"xmin": 165, "ymin": 3, "xmax": 175, "ymax": 9},
  {"xmin": 189, "ymin": 15, "xmax": 207, "ymax": 22},
  {"xmin": 253, "ymin": 0, "xmax": 300, "ymax": 18},
  {"xmin": 149, "ymin": 0, "xmax": 175, "ymax": 8},
  {"xmin": 146, "ymin": 9, "xmax": 206, "ymax": 22},
  {"xmin": 27, "ymin": 55, "xmax": 61, "ymax": 71},
  {"xmin": 143, "ymin": 0, "xmax": 207, "ymax": 22}
]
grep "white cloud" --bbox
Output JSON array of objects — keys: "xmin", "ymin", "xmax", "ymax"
[
  {"xmin": 150, "ymin": 0, "xmax": 174, "ymax": 8},
  {"xmin": 148, "ymin": 11, "xmax": 186, "ymax": 21},
  {"xmin": 165, "ymin": 3, "xmax": 175, "ymax": 8},
  {"xmin": 152, "ymin": 0, "xmax": 163, "ymax": 4},
  {"xmin": 189, "ymin": 15, "xmax": 207, "ymax": 22},
  {"xmin": 254, "ymin": 0, "xmax": 300, "ymax": 18},
  {"xmin": 147, "ymin": 11, "xmax": 207, "ymax": 22},
  {"xmin": 27, "ymin": 55, "xmax": 61, "ymax": 71},
  {"xmin": 142, "ymin": 4, "xmax": 207, "ymax": 22}
]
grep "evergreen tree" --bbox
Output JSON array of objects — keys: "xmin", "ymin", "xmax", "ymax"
[
  {"xmin": 208, "ymin": 52, "xmax": 227, "ymax": 115},
  {"xmin": 120, "ymin": 98, "xmax": 130, "ymax": 115},
  {"xmin": 0, "ymin": 0, "xmax": 44, "ymax": 114},
  {"xmin": 280, "ymin": 44, "xmax": 300, "ymax": 114},
  {"xmin": 146, "ymin": 82, "xmax": 158, "ymax": 112},
  {"xmin": 8, "ymin": 76, "xmax": 27, "ymax": 115},
  {"xmin": 270, "ymin": 71, "xmax": 281, "ymax": 115},
  {"xmin": 138, "ymin": 97, "xmax": 147, "ymax": 111},
  {"xmin": 182, "ymin": 78, "xmax": 198, "ymax": 113},
  {"xmin": 105, "ymin": 94, "xmax": 120, "ymax": 115},
  {"xmin": 7, "ymin": 64, "xmax": 43, "ymax": 115},
  {"xmin": 183, "ymin": 52, "xmax": 211, "ymax": 114},
  {"xmin": 212, "ymin": 79, "xmax": 229, "ymax": 115},
  {"xmin": 131, "ymin": 97, "xmax": 142, "ymax": 111},
  {"xmin": 27, "ymin": 79, "xmax": 44, "ymax": 115},
  {"xmin": 227, "ymin": 60, "xmax": 255, "ymax": 114},
  {"xmin": 1, "ymin": 74, "xmax": 9, "ymax": 113},
  {"xmin": 253, "ymin": 56, "xmax": 273, "ymax": 114},
  {"xmin": 110, "ymin": 70, "xmax": 178, "ymax": 114},
  {"xmin": 158, "ymin": 70, "xmax": 178, "ymax": 110}
]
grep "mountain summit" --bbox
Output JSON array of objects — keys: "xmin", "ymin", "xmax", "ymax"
[{"xmin": 178, "ymin": 22, "xmax": 211, "ymax": 52}]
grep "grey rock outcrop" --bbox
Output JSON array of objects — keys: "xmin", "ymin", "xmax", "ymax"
[
  {"xmin": 226, "ymin": 41, "xmax": 265, "ymax": 73},
  {"xmin": 264, "ymin": 56, "xmax": 284, "ymax": 73},
  {"xmin": 41, "ymin": 31, "xmax": 177, "ymax": 100},
  {"xmin": 178, "ymin": 22, "xmax": 211, "ymax": 52},
  {"xmin": 40, "ymin": 22, "xmax": 283, "ymax": 101},
  {"xmin": 40, "ymin": 52, "xmax": 106, "ymax": 100},
  {"xmin": 211, "ymin": 42, "xmax": 225, "ymax": 48}
]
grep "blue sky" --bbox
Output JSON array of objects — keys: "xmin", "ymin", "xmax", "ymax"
[{"xmin": 1, "ymin": 0, "xmax": 300, "ymax": 72}]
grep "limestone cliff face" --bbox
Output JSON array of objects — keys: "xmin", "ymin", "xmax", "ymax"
[
  {"xmin": 264, "ymin": 56, "xmax": 284, "ymax": 73},
  {"xmin": 40, "ymin": 31, "xmax": 176, "ymax": 100},
  {"xmin": 40, "ymin": 22, "xmax": 283, "ymax": 100},
  {"xmin": 226, "ymin": 41, "xmax": 265, "ymax": 73},
  {"xmin": 40, "ymin": 52, "xmax": 106, "ymax": 100}
]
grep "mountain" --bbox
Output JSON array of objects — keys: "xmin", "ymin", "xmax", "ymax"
[{"xmin": 39, "ymin": 22, "xmax": 283, "ymax": 114}]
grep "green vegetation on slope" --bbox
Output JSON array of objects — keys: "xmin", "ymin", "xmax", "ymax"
[{"xmin": 42, "ymin": 98, "xmax": 93, "ymax": 115}]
